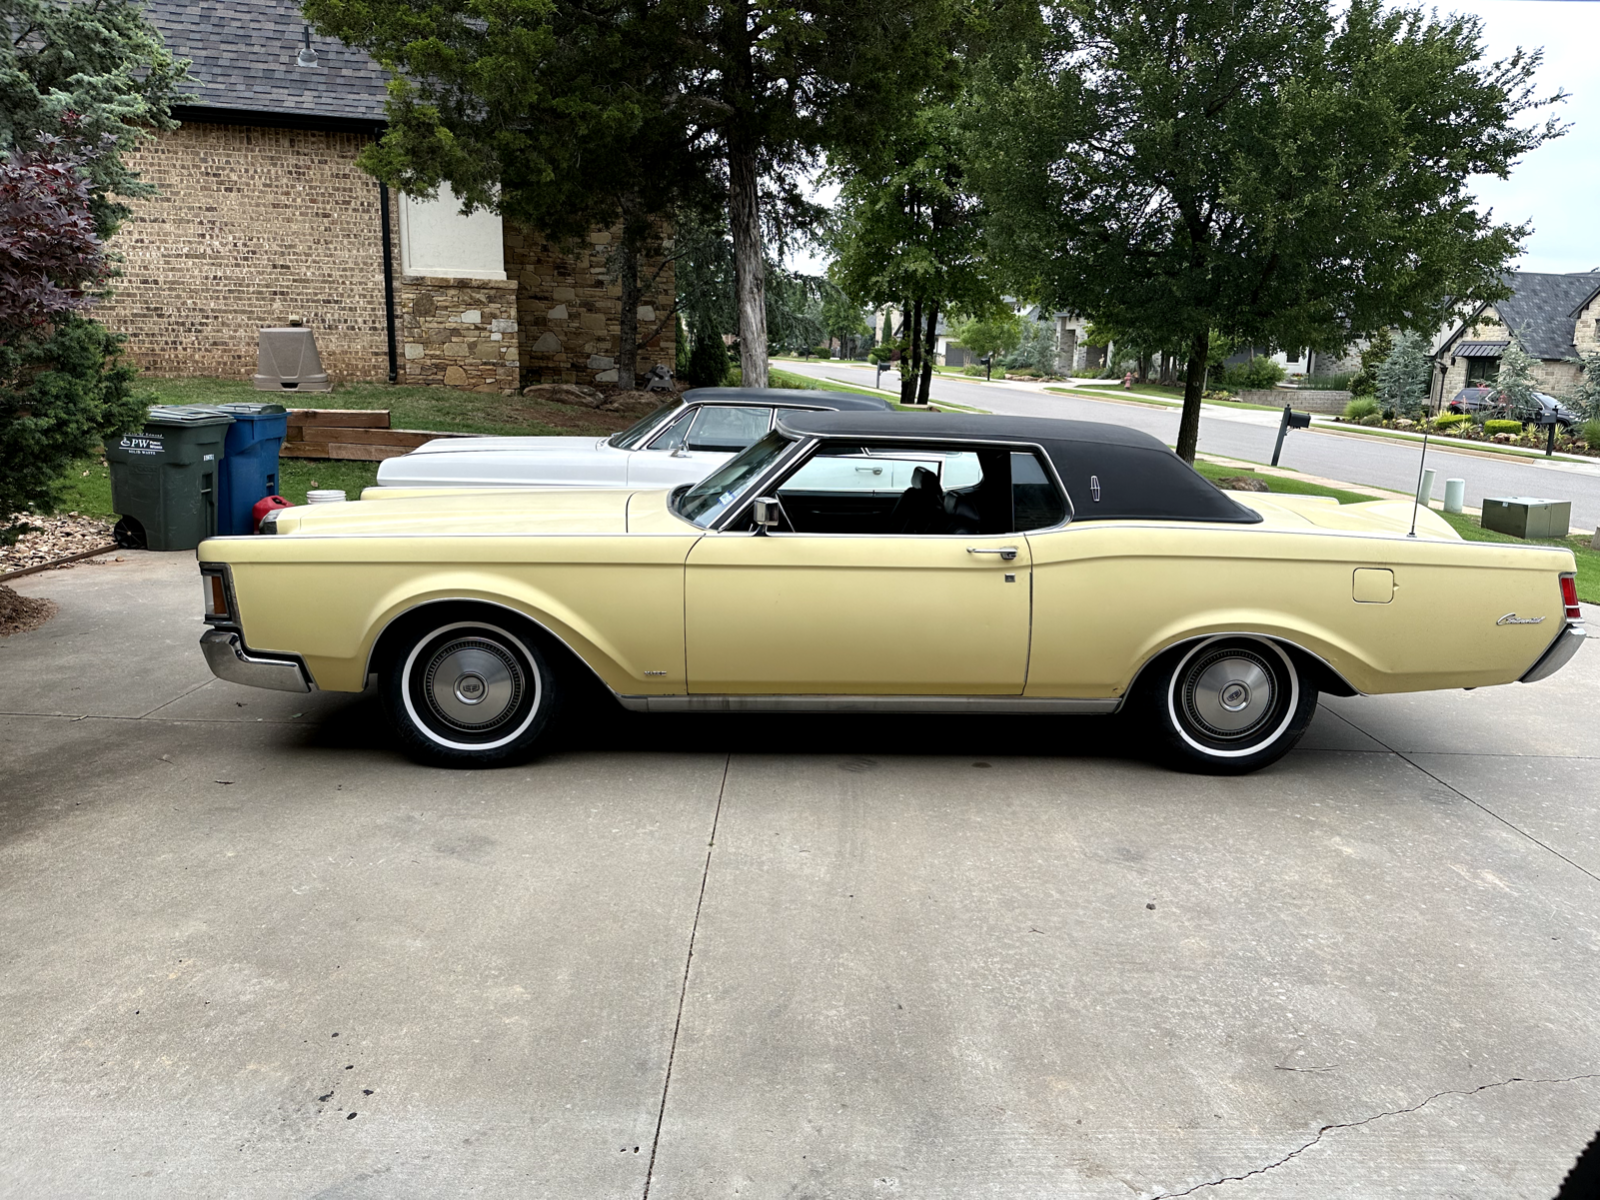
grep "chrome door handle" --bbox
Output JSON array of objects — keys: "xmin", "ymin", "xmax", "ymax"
[{"xmin": 967, "ymin": 546, "xmax": 1018, "ymax": 561}]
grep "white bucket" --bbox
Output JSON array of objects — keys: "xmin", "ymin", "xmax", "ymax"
[{"xmin": 306, "ymin": 489, "xmax": 347, "ymax": 504}]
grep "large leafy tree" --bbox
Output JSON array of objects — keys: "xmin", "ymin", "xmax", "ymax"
[
  {"xmin": 831, "ymin": 103, "xmax": 1004, "ymax": 404},
  {"xmin": 965, "ymin": 0, "xmax": 1564, "ymax": 460},
  {"xmin": 311, "ymin": 0, "xmax": 951, "ymax": 391},
  {"xmin": 306, "ymin": 0, "xmax": 722, "ymax": 388}
]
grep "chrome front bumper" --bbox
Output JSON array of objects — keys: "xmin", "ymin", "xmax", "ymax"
[
  {"xmin": 200, "ymin": 629, "xmax": 313, "ymax": 693},
  {"xmin": 1520, "ymin": 623, "xmax": 1587, "ymax": 684}
]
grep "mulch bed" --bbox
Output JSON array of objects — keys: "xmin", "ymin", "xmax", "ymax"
[
  {"xmin": 0, "ymin": 584, "xmax": 56, "ymax": 637},
  {"xmin": 0, "ymin": 513, "xmax": 116, "ymax": 576}
]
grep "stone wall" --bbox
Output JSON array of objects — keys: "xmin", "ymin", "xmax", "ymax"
[
  {"xmin": 398, "ymin": 277, "xmax": 520, "ymax": 392},
  {"xmin": 504, "ymin": 224, "xmax": 676, "ymax": 388},
  {"xmin": 98, "ymin": 122, "xmax": 391, "ymax": 382},
  {"xmin": 1239, "ymin": 388, "xmax": 1350, "ymax": 413}
]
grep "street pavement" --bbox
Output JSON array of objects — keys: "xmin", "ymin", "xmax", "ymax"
[
  {"xmin": 779, "ymin": 359, "xmax": 1600, "ymax": 534},
  {"xmin": 3, "ymin": 552, "xmax": 1598, "ymax": 1198}
]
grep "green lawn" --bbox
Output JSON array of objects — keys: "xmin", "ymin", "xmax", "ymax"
[
  {"xmin": 139, "ymin": 376, "xmax": 623, "ymax": 438},
  {"xmin": 52, "ymin": 454, "xmax": 381, "ymax": 518}
]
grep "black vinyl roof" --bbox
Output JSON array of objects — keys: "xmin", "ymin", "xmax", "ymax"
[
  {"xmin": 681, "ymin": 388, "xmax": 890, "ymax": 411},
  {"xmin": 774, "ymin": 412, "xmax": 1261, "ymax": 524}
]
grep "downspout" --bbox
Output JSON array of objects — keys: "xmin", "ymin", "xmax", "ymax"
[{"xmin": 379, "ymin": 181, "xmax": 398, "ymax": 384}]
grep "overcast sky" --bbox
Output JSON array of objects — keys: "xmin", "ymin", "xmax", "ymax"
[{"xmin": 786, "ymin": 0, "xmax": 1599, "ymax": 279}]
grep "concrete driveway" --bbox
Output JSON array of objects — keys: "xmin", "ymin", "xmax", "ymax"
[{"xmin": 3, "ymin": 552, "xmax": 1598, "ymax": 1199}]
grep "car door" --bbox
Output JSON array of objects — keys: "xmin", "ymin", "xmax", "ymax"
[{"xmin": 682, "ymin": 443, "xmax": 1032, "ymax": 695}]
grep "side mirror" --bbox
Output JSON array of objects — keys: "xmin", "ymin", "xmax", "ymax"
[{"xmin": 752, "ymin": 496, "xmax": 780, "ymax": 532}]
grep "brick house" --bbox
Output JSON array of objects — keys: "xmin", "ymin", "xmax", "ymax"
[
  {"xmin": 1432, "ymin": 271, "xmax": 1600, "ymax": 406},
  {"xmin": 99, "ymin": 0, "xmax": 674, "ymax": 392}
]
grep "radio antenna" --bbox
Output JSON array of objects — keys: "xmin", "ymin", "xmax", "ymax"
[{"xmin": 1408, "ymin": 432, "xmax": 1430, "ymax": 538}]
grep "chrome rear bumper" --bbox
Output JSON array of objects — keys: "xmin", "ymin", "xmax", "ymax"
[
  {"xmin": 1520, "ymin": 623, "xmax": 1587, "ymax": 684},
  {"xmin": 200, "ymin": 629, "xmax": 313, "ymax": 693}
]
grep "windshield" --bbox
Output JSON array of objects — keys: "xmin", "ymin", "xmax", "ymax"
[
  {"xmin": 674, "ymin": 430, "xmax": 795, "ymax": 527},
  {"xmin": 608, "ymin": 401, "xmax": 683, "ymax": 450}
]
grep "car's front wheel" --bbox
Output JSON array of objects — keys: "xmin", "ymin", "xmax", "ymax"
[
  {"xmin": 1143, "ymin": 636, "xmax": 1317, "ymax": 774},
  {"xmin": 380, "ymin": 613, "xmax": 560, "ymax": 767}
]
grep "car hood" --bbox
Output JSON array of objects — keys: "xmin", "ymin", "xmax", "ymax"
[
  {"xmin": 239, "ymin": 488, "xmax": 640, "ymax": 539},
  {"xmin": 402, "ymin": 435, "xmax": 612, "ymax": 456}
]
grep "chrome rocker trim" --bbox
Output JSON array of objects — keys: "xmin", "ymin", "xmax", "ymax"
[
  {"xmin": 200, "ymin": 629, "xmax": 314, "ymax": 693},
  {"xmin": 616, "ymin": 694, "xmax": 1122, "ymax": 715},
  {"xmin": 1520, "ymin": 622, "xmax": 1587, "ymax": 684}
]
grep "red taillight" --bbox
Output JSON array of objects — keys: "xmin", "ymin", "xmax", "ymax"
[{"xmin": 1560, "ymin": 574, "xmax": 1581, "ymax": 621}]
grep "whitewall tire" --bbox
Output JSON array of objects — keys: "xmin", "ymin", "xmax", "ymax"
[
  {"xmin": 381, "ymin": 615, "xmax": 561, "ymax": 767},
  {"xmin": 1146, "ymin": 636, "xmax": 1318, "ymax": 774}
]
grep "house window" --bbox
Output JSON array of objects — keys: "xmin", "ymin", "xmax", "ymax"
[
  {"xmin": 1287, "ymin": 349, "xmax": 1300, "ymax": 364},
  {"xmin": 1465, "ymin": 357, "xmax": 1498, "ymax": 385}
]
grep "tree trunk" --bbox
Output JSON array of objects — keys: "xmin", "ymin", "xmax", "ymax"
[
  {"xmin": 917, "ymin": 299, "xmax": 939, "ymax": 405},
  {"xmin": 616, "ymin": 232, "xmax": 639, "ymax": 389},
  {"xmin": 1177, "ymin": 330, "xmax": 1209, "ymax": 463},
  {"xmin": 1137, "ymin": 351, "xmax": 1150, "ymax": 384},
  {"xmin": 728, "ymin": 141, "xmax": 767, "ymax": 388},
  {"xmin": 902, "ymin": 296, "xmax": 921, "ymax": 406}
]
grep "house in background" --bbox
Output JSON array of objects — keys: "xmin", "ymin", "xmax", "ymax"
[
  {"xmin": 99, "ymin": 0, "xmax": 673, "ymax": 392},
  {"xmin": 1432, "ymin": 270, "xmax": 1600, "ymax": 406}
]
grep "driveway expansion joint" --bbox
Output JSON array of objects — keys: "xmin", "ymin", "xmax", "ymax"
[
  {"xmin": 1320, "ymin": 707, "xmax": 1600, "ymax": 887},
  {"xmin": 1148, "ymin": 1073, "xmax": 1600, "ymax": 1198},
  {"xmin": 641, "ymin": 752, "xmax": 730, "ymax": 1200}
]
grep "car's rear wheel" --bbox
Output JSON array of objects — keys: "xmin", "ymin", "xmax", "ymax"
[
  {"xmin": 1144, "ymin": 636, "xmax": 1317, "ymax": 774},
  {"xmin": 381, "ymin": 614, "xmax": 560, "ymax": 767}
]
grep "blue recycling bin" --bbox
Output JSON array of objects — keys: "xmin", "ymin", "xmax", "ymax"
[{"xmin": 214, "ymin": 402, "xmax": 289, "ymax": 535}]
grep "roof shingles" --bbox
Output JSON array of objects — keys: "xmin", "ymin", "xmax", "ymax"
[
  {"xmin": 1482, "ymin": 271, "xmax": 1600, "ymax": 361},
  {"xmin": 144, "ymin": 0, "xmax": 390, "ymax": 123}
]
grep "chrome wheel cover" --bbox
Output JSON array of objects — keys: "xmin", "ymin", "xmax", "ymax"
[
  {"xmin": 422, "ymin": 637, "xmax": 523, "ymax": 733},
  {"xmin": 1183, "ymin": 650, "xmax": 1276, "ymax": 740}
]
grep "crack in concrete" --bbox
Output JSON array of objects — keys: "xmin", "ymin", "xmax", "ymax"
[{"xmin": 1149, "ymin": 1073, "xmax": 1600, "ymax": 1197}]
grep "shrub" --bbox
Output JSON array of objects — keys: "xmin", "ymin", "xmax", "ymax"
[
  {"xmin": 1358, "ymin": 413, "xmax": 1384, "ymax": 426},
  {"xmin": 808, "ymin": 345, "xmax": 833, "ymax": 359},
  {"xmin": 1484, "ymin": 419, "xmax": 1523, "ymax": 437},
  {"xmin": 961, "ymin": 364, "xmax": 983, "ymax": 376},
  {"xmin": 1343, "ymin": 396, "xmax": 1380, "ymax": 422},
  {"xmin": 685, "ymin": 334, "xmax": 730, "ymax": 387},
  {"xmin": 1583, "ymin": 418, "xmax": 1600, "ymax": 447},
  {"xmin": 1432, "ymin": 412, "xmax": 1470, "ymax": 430},
  {"xmin": 1221, "ymin": 357, "xmax": 1287, "ymax": 390}
]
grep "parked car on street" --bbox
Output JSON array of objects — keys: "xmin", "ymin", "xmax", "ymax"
[
  {"xmin": 197, "ymin": 413, "xmax": 1584, "ymax": 775},
  {"xmin": 1446, "ymin": 386, "xmax": 1580, "ymax": 428},
  {"xmin": 373, "ymin": 388, "xmax": 891, "ymax": 490}
]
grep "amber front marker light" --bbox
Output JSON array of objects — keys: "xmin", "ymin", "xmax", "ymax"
[{"xmin": 201, "ymin": 567, "xmax": 233, "ymax": 625}]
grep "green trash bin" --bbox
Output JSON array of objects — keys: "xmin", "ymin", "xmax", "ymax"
[{"xmin": 104, "ymin": 406, "xmax": 234, "ymax": 550}]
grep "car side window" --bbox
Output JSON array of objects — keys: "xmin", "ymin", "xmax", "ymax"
[
  {"xmin": 646, "ymin": 407, "xmax": 698, "ymax": 451},
  {"xmin": 760, "ymin": 441, "xmax": 1015, "ymax": 536},
  {"xmin": 1012, "ymin": 451, "xmax": 1067, "ymax": 530},
  {"xmin": 685, "ymin": 406, "xmax": 773, "ymax": 452}
]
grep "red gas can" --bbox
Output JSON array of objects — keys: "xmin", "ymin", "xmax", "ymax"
[{"xmin": 251, "ymin": 494, "xmax": 293, "ymax": 532}]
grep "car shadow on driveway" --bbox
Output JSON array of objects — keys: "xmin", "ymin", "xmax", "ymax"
[{"xmin": 291, "ymin": 688, "xmax": 1156, "ymax": 767}]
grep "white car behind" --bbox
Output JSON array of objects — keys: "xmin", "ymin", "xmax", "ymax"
[{"xmin": 373, "ymin": 388, "xmax": 892, "ymax": 489}]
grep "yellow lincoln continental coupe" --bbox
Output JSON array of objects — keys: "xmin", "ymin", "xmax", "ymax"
[{"xmin": 196, "ymin": 413, "xmax": 1584, "ymax": 774}]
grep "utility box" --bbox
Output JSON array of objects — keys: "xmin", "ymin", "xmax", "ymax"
[
  {"xmin": 253, "ymin": 326, "xmax": 331, "ymax": 392},
  {"xmin": 214, "ymin": 402, "xmax": 289, "ymax": 534},
  {"xmin": 1481, "ymin": 496, "xmax": 1572, "ymax": 540},
  {"xmin": 104, "ymin": 406, "xmax": 234, "ymax": 550}
]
